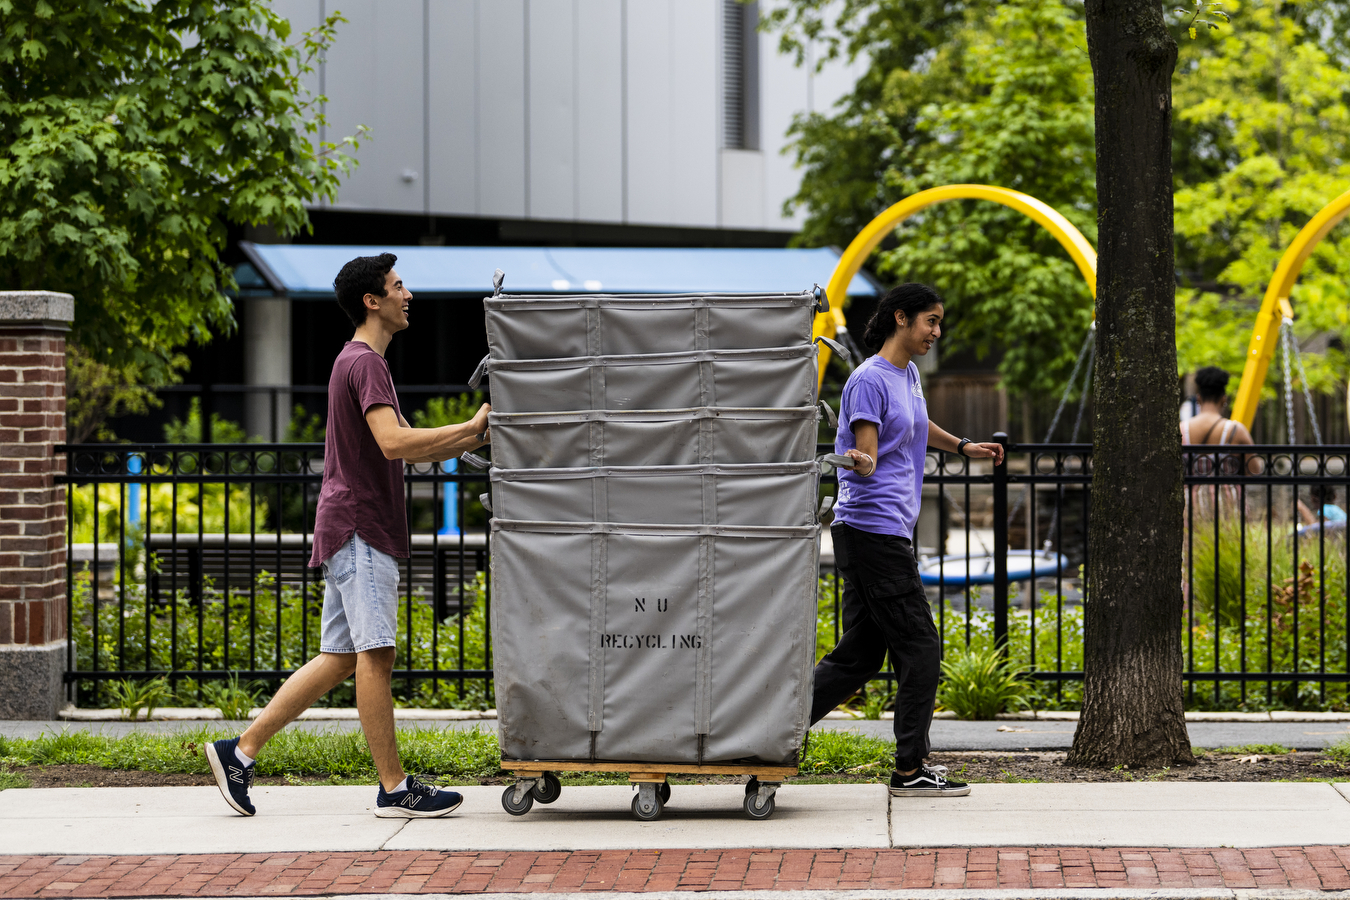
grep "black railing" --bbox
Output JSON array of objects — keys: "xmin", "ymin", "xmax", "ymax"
[
  {"xmin": 58, "ymin": 443, "xmax": 490, "ymax": 708},
  {"xmin": 59, "ymin": 439, "xmax": 1350, "ymax": 710}
]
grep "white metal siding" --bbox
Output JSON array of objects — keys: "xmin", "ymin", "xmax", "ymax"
[{"xmin": 280, "ymin": 0, "xmax": 861, "ymax": 232}]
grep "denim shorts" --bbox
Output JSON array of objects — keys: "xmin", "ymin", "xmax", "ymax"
[{"xmin": 319, "ymin": 533, "xmax": 400, "ymax": 654}]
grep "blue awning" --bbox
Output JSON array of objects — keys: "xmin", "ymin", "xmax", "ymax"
[{"xmin": 239, "ymin": 243, "xmax": 880, "ymax": 298}]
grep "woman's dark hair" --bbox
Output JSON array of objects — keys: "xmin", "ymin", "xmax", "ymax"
[
  {"xmin": 1194, "ymin": 366, "xmax": 1231, "ymax": 402},
  {"xmin": 333, "ymin": 253, "xmax": 398, "ymax": 327},
  {"xmin": 861, "ymin": 283, "xmax": 944, "ymax": 352}
]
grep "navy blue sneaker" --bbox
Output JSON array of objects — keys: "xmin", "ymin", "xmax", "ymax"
[
  {"xmin": 206, "ymin": 737, "xmax": 256, "ymax": 816},
  {"xmin": 375, "ymin": 775, "xmax": 463, "ymax": 818}
]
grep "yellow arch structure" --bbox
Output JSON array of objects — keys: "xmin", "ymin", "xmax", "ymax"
[
  {"xmin": 815, "ymin": 185, "xmax": 1098, "ymax": 383},
  {"xmin": 1230, "ymin": 188, "xmax": 1350, "ymax": 430}
]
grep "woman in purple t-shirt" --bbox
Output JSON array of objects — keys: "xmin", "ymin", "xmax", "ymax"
[{"xmin": 814, "ymin": 283, "xmax": 1004, "ymax": 798}]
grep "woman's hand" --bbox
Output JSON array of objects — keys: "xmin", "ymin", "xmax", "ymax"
[
  {"xmin": 844, "ymin": 447, "xmax": 876, "ymax": 476},
  {"xmin": 962, "ymin": 442, "xmax": 1005, "ymax": 466}
]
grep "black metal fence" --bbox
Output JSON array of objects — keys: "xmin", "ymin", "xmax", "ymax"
[{"xmin": 59, "ymin": 438, "xmax": 1349, "ymax": 709}]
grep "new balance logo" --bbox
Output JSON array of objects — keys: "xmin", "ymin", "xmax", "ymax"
[
  {"xmin": 228, "ymin": 765, "xmax": 244, "ymax": 783},
  {"xmin": 403, "ymin": 795, "xmax": 421, "ymax": 808}
]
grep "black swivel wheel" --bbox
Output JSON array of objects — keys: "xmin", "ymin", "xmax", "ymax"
[
  {"xmin": 502, "ymin": 784, "xmax": 535, "ymax": 816},
  {"xmin": 743, "ymin": 790, "xmax": 775, "ymax": 820},
  {"xmin": 659, "ymin": 781, "xmax": 671, "ymax": 803},
  {"xmin": 631, "ymin": 789, "xmax": 664, "ymax": 821},
  {"xmin": 532, "ymin": 772, "xmax": 562, "ymax": 804},
  {"xmin": 744, "ymin": 776, "xmax": 759, "ymax": 796}
]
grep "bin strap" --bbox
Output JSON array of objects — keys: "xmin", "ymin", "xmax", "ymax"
[
  {"xmin": 490, "ymin": 406, "xmax": 818, "ymax": 425},
  {"xmin": 587, "ymin": 532, "xmax": 607, "ymax": 733},
  {"xmin": 591, "ymin": 471, "xmax": 610, "ymax": 522},
  {"xmin": 491, "ymin": 461, "xmax": 818, "ymax": 481},
  {"xmin": 588, "ymin": 419, "xmax": 604, "ymax": 467},
  {"xmin": 586, "ymin": 305, "xmax": 602, "ymax": 358},
  {"xmin": 694, "ymin": 534, "xmax": 713, "ymax": 736},
  {"xmin": 491, "ymin": 519, "xmax": 820, "ymax": 539},
  {"xmin": 589, "ymin": 357, "xmax": 606, "ymax": 411}
]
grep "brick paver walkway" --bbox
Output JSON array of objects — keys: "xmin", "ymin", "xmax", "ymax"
[{"xmin": 3, "ymin": 848, "xmax": 1350, "ymax": 896}]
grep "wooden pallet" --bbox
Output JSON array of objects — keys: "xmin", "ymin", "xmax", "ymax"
[{"xmin": 503, "ymin": 759, "xmax": 797, "ymax": 782}]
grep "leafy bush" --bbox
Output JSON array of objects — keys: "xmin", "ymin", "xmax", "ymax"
[
  {"xmin": 410, "ymin": 392, "xmax": 487, "ymax": 430},
  {"xmin": 70, "ymin": 481, "xmax": 271, "ymax": 545},
  {"xmin": 163, "ymin": 398, "xmax": 251, "ymax": 444},
  {"xmin": 936, "ymin": 647, "xmax": 1035, "ymax": 720},
  {"xmin": 69, "ymin": 568, "xmax": 493, "ymax": 711},
  {"xmin": 202, "ymin": 675, "xmax": 264, "ymax": 720},
  {"xmin": 1186, "ymin": 510, "xmax": 1347, "ymax": 710},
  {"xmin": 798, "ymin": 730, "xmax": 894, "ymax": 774},
  {"xmin": 105, "ymin": 677, "xmax": 171, "ymax": 721},
  {"xmin": 815, "ymin": 577, "xmax": 1082, "ymax": 710}
]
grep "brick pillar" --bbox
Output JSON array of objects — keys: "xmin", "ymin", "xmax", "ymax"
[{"xmin": 0, "ymin": 291, "xmax": 74, "ymax": 719}]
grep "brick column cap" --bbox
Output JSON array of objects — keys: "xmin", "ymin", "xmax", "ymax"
[{"xmin": 0, "ymin": 291, "xmax": 75, "ymax": 330}]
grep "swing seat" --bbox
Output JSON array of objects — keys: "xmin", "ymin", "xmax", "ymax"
[{"xmin": 918, "ymin": 549, "xmax": 1071, "ymax": 587}]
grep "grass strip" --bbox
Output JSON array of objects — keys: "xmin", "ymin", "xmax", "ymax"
[{"xmin": 0, "ymin": 727, "xmax": 894, "ymax": 788}]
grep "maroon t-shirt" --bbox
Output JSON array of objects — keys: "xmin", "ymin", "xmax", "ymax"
[{"xmin": 309, "ymin": 342, "xmax": 409, "ymax": 566}]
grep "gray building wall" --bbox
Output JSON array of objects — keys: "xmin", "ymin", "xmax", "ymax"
[{"xmin": 269, "ymin": 0, "xmax": 865, "ymax": 233}]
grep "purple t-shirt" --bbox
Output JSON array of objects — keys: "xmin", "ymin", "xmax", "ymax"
[
  {"xmin": 832, "ymin": 355, "xmax": 928, "ymax": 538},
  {"xmin": 309, "ymin": 342, "xmax": 409, "ymax": 566}
]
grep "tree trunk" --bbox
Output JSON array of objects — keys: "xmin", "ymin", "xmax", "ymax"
[{"xmin": 1067, "ymin": 0, "xmax": 1194, "ymax": 769}]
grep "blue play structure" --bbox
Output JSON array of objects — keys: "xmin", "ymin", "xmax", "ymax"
[{"xmin": 918, "ymin": 549, "xmax": 1070, "ymax": 588}]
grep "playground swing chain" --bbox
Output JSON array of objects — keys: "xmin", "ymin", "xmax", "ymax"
[
  {"xmin": 1005, "ymin": 322, "xmax": 1097, "ymax": 555},
  {"xmin": 1279, "ymin": 316, "xmax": 1323, "ymax": 446}
]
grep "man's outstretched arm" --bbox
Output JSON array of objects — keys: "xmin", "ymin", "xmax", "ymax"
[{"xmin": 365, "ymin": 403, "xmax": 490, "ymax": 462}]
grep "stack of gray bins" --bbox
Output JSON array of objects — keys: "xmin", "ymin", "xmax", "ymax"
[{"xmin": 479, "ymin": 280, "xmax": 827, "ymax": 777}]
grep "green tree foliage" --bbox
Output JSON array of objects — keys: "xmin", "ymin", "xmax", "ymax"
[
  {"xmin": 770, "ymin": 0, "xmax": 1350, "ymax": 398},
  {"xmin": 0, "ymin": 0, "xmax": 359, "ymax": 383},
  {"xmin": 65, "ymin": 342, "xmax": 184, "ymax": 443},
  {"xmin": 875, "ymin": 0, "xmax": 1097, "ymax": 397},
  {"xmin": 1173, "ymin": 0, "xmax": 1350, "ymax": 391},
  {"xmin": 770, "ymin": 0, "xmax": 1096, "ymax": 396}
]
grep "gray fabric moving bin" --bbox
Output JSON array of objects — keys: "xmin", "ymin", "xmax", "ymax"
[
  {"xmin": 488, "ymin": 462, "xmax": 820, "ymax": 527},
  {"xmin": 485, "ymin": 277, "xmax": 826, "ymax": 822},
  {"xmin": 485, "ymin": 291, "xmax": 824, "ymax": 360},
  {"xmin": 488, "ymin": 407, "xmax": 820, "ymax": 469},
  {"xmin": 491, "ymin": 519, "xmax": 820, "ymax": 766},
  {"xmin": 484, "ymin": 345, "xmax": 819, "ymax": 413}
]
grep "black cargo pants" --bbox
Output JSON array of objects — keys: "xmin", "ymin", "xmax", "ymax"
[{"xmin": 810, "ymin": 522, "xmax": 941, "ymax": 771}]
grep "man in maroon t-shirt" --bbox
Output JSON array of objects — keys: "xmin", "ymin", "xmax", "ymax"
[{"xmin": 207, "ymin": 253, "xmax": 490, "ymax": 819}]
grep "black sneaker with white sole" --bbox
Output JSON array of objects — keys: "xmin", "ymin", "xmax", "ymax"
[
  {"xmin": 889, "ymin": 764, "xmax": 971, "ymax": 797},
  {"xmin": 375, "ymin": 775, "xmax": 464, "ymax": 818},
  {"xmin": 206, "ymin": 737, "xmax": 256, "ymax": 816}
]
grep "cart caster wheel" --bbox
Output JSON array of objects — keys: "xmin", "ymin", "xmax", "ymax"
[
  {"xmin": 744, "ymin": 776, "xmax": 759, "ymax": 796},
  {"xmin": 631, "ymin": 790, "xmax": 664, "ymax": 821},
  {"xmin": 659, "ymin": 781, "xmax": 671, "ymax": 804},
  {"xmin": 743, "ymin": 790, "xmax": 775, "ymax": 820},
  {"xmin": 502, "ymin": 784, "xmax": 535, "ymax": 816},
  {"xmin": 532, "ymin": 772, "xmax": 562, "ymax": 804}
]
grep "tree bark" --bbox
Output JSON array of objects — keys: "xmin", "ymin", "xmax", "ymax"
[{"xmin": 1067, "ymin": 0, "xmax": 1194, "ymax": 768}]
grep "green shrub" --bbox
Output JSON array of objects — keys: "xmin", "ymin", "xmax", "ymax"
[
  {"xmin": 105, "ymin": 677, "xmax": 171, "ymax": 721},
  {"xmin": 1213, "ymin": 743, "xmax": 1292, "ymax": 755},
  {"xmin": 799, "ymin": 730, "xmax": 894, "ymax": 774},
  {"xmin": 936, "ymin": 646, "xmax": 1035, "ymax": 720},
  {"xmin": 1325, "ymin": 737, "xmax": 1350, "ymax": 765},
  {"xmin": 70, "ymin": 568, "xmax": 493, "ymax": 711},
  {"xmin": 202, "ymin": 675, "xmax": 264, "ymax": 720}
]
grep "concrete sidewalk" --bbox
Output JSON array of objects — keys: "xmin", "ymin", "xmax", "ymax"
[{"xmin": 4, "ymin": 782, "xmax": 1350, "ymax": 855}]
